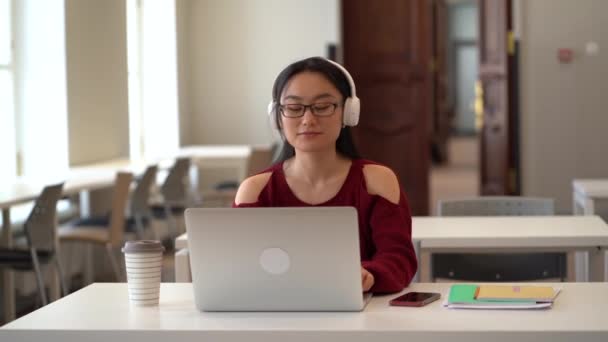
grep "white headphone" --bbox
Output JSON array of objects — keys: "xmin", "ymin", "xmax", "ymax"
[{"xmin": 267, "ymin": 58, "xmax": 360, "ymax": 129}]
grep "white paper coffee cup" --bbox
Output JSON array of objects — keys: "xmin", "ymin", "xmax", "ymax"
[{"xmin": 122, "ymin": 240, "xmax": 165, "ymax": 306}]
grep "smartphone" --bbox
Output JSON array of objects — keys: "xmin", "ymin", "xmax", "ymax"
[{"xmin": 389, "ymin": 292, "xmax": 441, "ymax": 307}]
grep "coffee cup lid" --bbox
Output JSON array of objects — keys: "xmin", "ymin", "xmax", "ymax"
[{"xmin": 122, "ymin": 240, "xmax": 165, "ymax": 254}]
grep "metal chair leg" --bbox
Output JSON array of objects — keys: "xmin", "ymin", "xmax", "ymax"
[
  {"xmin": 149, "ymin": 215, "xmax": 161, "ymax": 241},
  {"xmin": 30, "ymin": 248, "xmax": 48, "ymax": 306},
  {"xmin": 134, "ymin": 213, "xmax": 146, "ymax": 240},
  {"xmin": 84, "ymin": 244, "xmax": 94, "ymax": 285},
  {"xmin": 164, "ymin": 204, "xmax": 177, "ymax": 244},
  {"xmin": 63, "ymin": 240, "xmax": 76, "ymax": 291},
  {"xmin": 54, "ymin": 256, "xmax": 69, "ymax": 296},
  {"xmin": 106, "ymin": 243, "xmax": 122, "ymax": 281}
]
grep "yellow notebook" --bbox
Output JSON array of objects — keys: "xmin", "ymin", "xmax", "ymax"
[{"xmin": 475, "ymin": 285, "xmax": 558, "ymax": 302}]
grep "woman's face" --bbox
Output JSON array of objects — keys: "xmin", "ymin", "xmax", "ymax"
[{"xmin": 279, "ymin": 71, "xmax": 344, "ymax": 154}]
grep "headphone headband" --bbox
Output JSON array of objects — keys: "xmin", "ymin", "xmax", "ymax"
[
  {"xmin": 323, "ymin": 59, "xmax": 357, "ymax": 99},
  {"xmin": 268, "ymin": 57, "xmax": 360, "ymax": 128}
]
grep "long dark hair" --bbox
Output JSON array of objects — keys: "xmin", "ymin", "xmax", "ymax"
[{"xmin": 270, "ymin": 57, "xmax": 360, "ymax": 162}]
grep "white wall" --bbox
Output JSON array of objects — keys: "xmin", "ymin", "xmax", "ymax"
[
  {"xmin": 65, "ymin": 0, "xmax": 129, "ymax": 165},
  {"xmin": 519, "ymin": 0, "xmax": 608, "ymax": 213},
  {"xmin": 176, "ymin": 0, "xmax": 191, "ymax": 146},
  {"xmin": 183, "ymin": 0, "xmax": 338, "ymax": 145},
  {"xmin": 14, "ymin": 0, "xmax": 69, "ymax": 177}
]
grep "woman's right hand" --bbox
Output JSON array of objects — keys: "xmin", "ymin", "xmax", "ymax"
[{"xmin": 361, "ymin": 267, "xmax": 375, "ymax": 292}]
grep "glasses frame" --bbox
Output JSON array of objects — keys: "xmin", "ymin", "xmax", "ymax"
[{"xmin": 279, "ymin": 102, "xmax": 339, "ymax": 118}]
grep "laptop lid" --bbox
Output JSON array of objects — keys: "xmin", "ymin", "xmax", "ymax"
[{"xmin": 185, "ymin": 207, "xmax": 368, "ymax": 311}]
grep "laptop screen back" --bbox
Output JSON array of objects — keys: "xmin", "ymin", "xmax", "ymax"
[{"xmin": 185, "ymin": 207, "xmax": 366, "ymax": 311}]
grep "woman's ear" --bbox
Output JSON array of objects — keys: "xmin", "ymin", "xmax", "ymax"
[{"xmin": 275, "ymin": 113, "xmax": 283, "ymax": 131}]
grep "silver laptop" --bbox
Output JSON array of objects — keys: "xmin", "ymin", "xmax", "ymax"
[{"xmin": 184, "ymin": 207, "xmax": 371, "ymax": 311}]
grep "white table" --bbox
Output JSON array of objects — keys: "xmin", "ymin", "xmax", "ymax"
[
  {"xmin": 573, "ymin": 179, "xmax": 608, "ymax": 216},
  {"xmin": 174, "ymin": 216, "xmax": 608, "ymax": 283},
  {"xmin": 572, "ymin": 179, "xmax": 608, "ymax": 289},
  {"xmin": 1, "ymin": 282, "xmax": 607, "ymax": 342},
  {"xmin": 177, "ymin": 145, "xmax": 251, "ymax": 180},
  {"xmin": 413, "ymin": 216, "xmax": 608, "ymax": 282}
]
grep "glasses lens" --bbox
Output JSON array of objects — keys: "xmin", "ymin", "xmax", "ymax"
[
  {"xmin": 282, "ymin": 104, "xmax": 304, "ymax": 117},
  {"xmin": 311, "ymin": 103, "xmax": 335, "ymax": 116}
]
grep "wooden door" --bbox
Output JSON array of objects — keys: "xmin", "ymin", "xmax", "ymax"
[
  {"xmin": 431, "ymin": 0, "xmax": 452, "ymax": 164},
  {"xmin": 342, "ymin": 0, "xmax": 432, "ymax": 215},
  {"xmin": 477, "ymin": 0, "xmax": 516, "ymax": 195}
]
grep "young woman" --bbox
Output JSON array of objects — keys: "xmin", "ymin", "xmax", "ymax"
[{"xmin": 234, "ymin": 57, "xmax": 417, "ymax": 294}]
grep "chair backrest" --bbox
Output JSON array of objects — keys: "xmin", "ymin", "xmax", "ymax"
[
  {"xmin": 161, "ymin": 158, "xmax": 191, "ymax": 204},
  {"xmin": 109, "ymin": 172, "xmax": 134, "ymax": 247},
  {"xmin": 246, "ymin": 145, "xmax": 274, "ymax": 177},
  {"xmin": 437, "ymin": 196, "xmax": 555, "ymax": 216},
  {"xmin": 24, "ymin": 183, "xmax": 65, "ymax": 252},
  {"xmin": 131, "ymin": 165, "xmax": 158, "ymax": 217}
]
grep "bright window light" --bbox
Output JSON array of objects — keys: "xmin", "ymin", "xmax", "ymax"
[
  {"xmin": 0, "ymin": 0, "xmax": 16, "ymax": 184},
  {"xmin": 0, "ymin": 0, "xmax": 10, "ymax": 64},
  {"xmin": 127, "ymin": 0, "xmax": 179, "ymax": 161},
  {"xmin": 15, "ymin": 0, "xmax": 69, "ymax": 180},
  {"xmin": 0, "ymin": 70, "xmax": 16, "ymax": 183}
]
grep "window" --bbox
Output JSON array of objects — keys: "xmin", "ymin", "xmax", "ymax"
[
  {"xmin": 1, "ymin": 0, "xmax": 73, "ymax": 228},
  {"xmin": 127, "ymin": 0, "xmax": 179, "ymax": 160},
  {"xmin": 13, "ymin": 0, "xmax": 68, "ymax": 179},
  {"xmin": 0, "ymin": 0, "xmax": 17, "ymax": 183}
]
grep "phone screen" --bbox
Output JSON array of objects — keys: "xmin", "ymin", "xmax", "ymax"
[
  {"xmin": 389, "ymin": 292, "xmax": 440, "ymax": 306},
  {"xmin": 393, "ymin": 292, "xmax": 437, "ymax": 302}
]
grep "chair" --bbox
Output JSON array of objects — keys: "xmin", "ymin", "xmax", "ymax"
[
  {"xmin": 129, "ymin": 165, "xmax": 158, "ymax": 240},
  {"xmin": 432, "ymin": 196, "xmax": 566, "ymax": 282},
  {"xmin": 59, "ymin": 172, "xmax": 133, "ymax": 281},
  {"xmin": 61, "ymin": 166, "xmax": 158, "ymax": 240},
  {"xmin": 150, "ymin": 158, "xmax": 191, "ymax": 240},
  {"xmin": 0, "ymin": 183, "xmax": 68, "ymax": 305},
  {"xmin": 437, "ymin": 197, "xmax": 555, "ymax": 216}
]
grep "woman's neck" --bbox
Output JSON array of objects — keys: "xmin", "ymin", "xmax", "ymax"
[{"xmin": 285, "ymin": 150, "xmax": 350, "ymax": 186}]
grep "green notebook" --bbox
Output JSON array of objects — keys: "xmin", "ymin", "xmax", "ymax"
[
  {"xmin": 448, "ymin": 284, "xmax": 536, "ymax": 305},
  {"xmin": 448, "ymin": 284, "xmax": 480, "ymax": 304}
]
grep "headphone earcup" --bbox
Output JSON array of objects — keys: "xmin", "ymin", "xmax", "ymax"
[
  {"xmin": 342, "ymin": 96, "xmax": 360, "ymax": 127},
  {"xmin": 267, "ymin": 101, "xmax": 278, "ymax": 130}
]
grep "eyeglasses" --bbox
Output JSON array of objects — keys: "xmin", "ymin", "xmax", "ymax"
[{"xmin": 279, "ymin": 103, "xmax": 339, "ymax": 118}]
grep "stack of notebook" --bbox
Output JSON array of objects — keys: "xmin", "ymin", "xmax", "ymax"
[{"xmin": 444, "ymin": 284, "xmax": 561, "ymax": 310}]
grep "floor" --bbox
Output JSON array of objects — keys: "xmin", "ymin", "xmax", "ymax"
[{"xmin": 430, "ymin": 135, "xmax": 479, "ymax": 215}]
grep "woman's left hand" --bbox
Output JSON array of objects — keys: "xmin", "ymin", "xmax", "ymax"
[{"xmin": 361, "ymin": 267, "xmax": 375, "ymax": 292}]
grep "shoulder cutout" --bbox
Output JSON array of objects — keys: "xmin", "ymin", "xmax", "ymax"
[
  {"xmin": 234, "ymin": 172, "xmax": 272, "ymax": 205},
  {"xmin": 362, "ymin": 164, "xmax": 400, "ymax": 205}
]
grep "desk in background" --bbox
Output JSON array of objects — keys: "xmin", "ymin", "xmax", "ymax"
[
  {"xmin": 573, "ymin": 179, "xmax": 608, "ymax": 216},
  {"xmin": 175, "ymin": 216, "xmax": 608, "ymax": 283},
  {"xmin": 573, "ymin": 179, "xmax": 608, "ymax": 282},
  {"xmin": 1, "ymin": 168, "xmax": 120, "ymax": 322},
  {"xmin": 1, "ymin": 282, "xmax": 607, "ymax": 342},
  {"xmin": 177, "ymin": 145, "xmax": 251, "ymax": 183},
  {"xmin": 0, "ymin": 145, "xmax": 251, "ymax": 322},
  {"xmin": 414, "ymin": 216, "xmax": 608, "ymax": 282}
]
